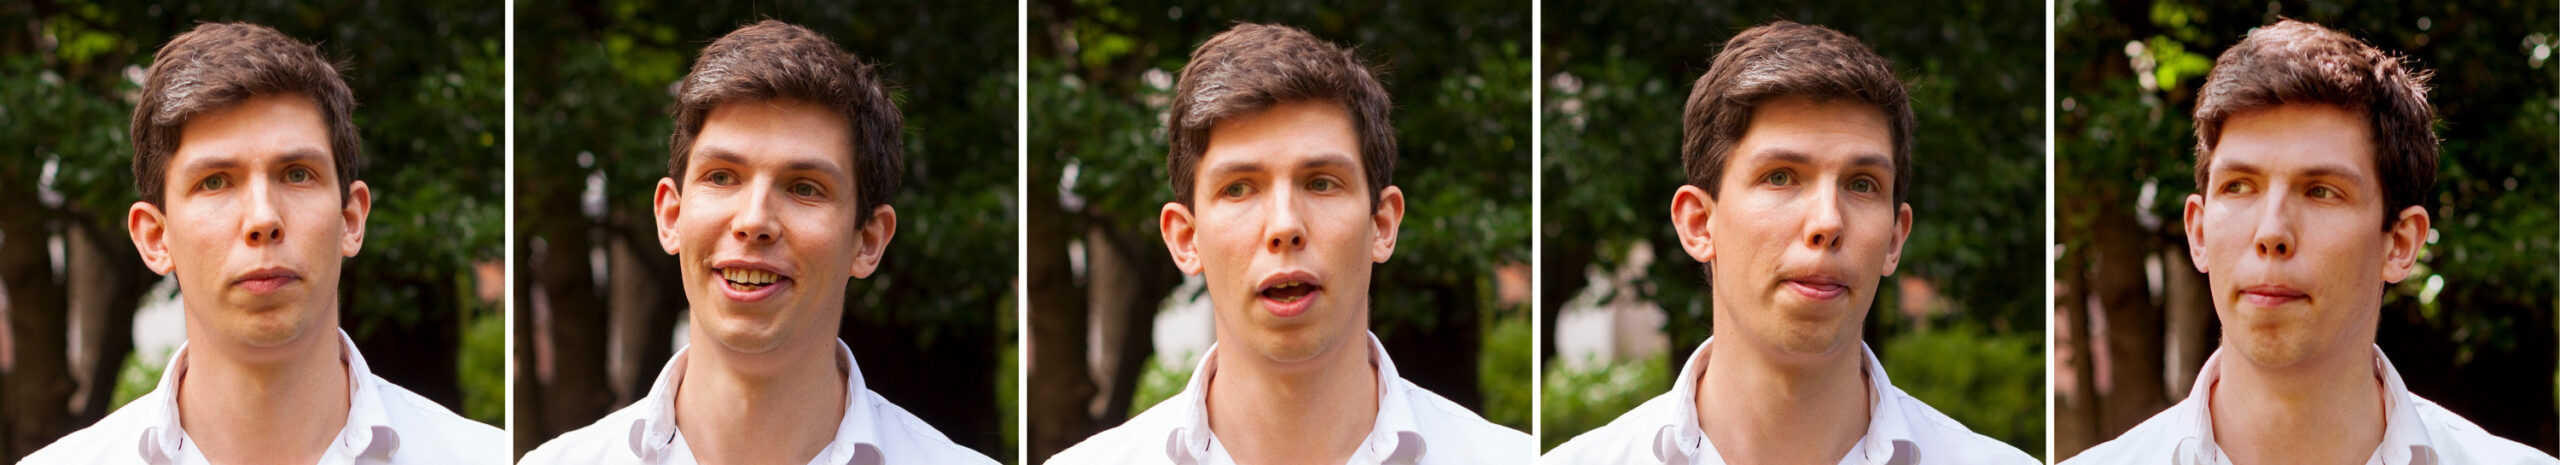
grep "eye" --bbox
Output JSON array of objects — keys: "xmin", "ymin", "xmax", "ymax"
[
  {"xmin": 1848, "ymin": 178, "xmax": 1878, "ymax": 194},
  {"xmin": 2307, "ymin": 185, "xmax": 2339, "ymax": 199},
  {"xmin": 1762, "ymin": 170, "xmax": 1795, "ymax": 187},
  {"xmin": 1219, "ymin": 182, "xmax": 1255, "ymax": 199},
  {"xmin": 707, "ymin": 171, "xmax": 739, "ymax": 187},
  {"xmin": 198, "ymin": 174, "xmax": 230, "ymax": 192},
  {"xmin": 2219, "ymin": 180, "xmax": 2254, "ymax": 195},
  {"xmin": 789, "ymin": 182, "xmax": 821, "ymax": 198},
  {"xmin": 284, "ymin": 167, "xmax": 314, "ymax": 184},
  {"xmin": 1308, "ymin": 177, "xmax": 1340, "ymax": 193}
]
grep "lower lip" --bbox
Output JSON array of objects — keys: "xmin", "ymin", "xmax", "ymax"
[
  {"xmin": 1259, "ymin": 289, "xmax": 1319, "ymax": 318},
  {"xmin": 1784, "ymin": 280, "xmax": 1847, "ymax": 300},
  {"xmin": 2243, "ymin": 292, "xmax": 2305, "ymax": 307},
  {"xmin": 719, "ymin": 276, "xmax": 791, "ymax": 303},
  {"xmin": 236, "ymin": 276, "xmax": 297, "ymax": 294}
]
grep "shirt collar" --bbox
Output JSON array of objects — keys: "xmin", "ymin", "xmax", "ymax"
[
  {"xmin": 2173, "ymin": 345, "xmax": 2439, "ymax": 465},
  {"xmin": 1164, "ymin": 331, "xmax": 1425, "ymax": 464},
  {"xmin": 627, "ymin": 339, "xmax": 881, "ymax": 465},
  {"xmin": 137, "ymin": 329, "xmax": 399, "ymax": 463},
  {"xmin": 1654, "ymin": 337, "xmax": 1919, "ymax": 465}
]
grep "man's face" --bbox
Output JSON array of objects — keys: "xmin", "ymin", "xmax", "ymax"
[
  {"xmin": 130, "ymin": 93, "xmax": 369, "ymax": 349},
  {"xmin": 2184, "ymin": 103, "xmax": 2423, "ymax": 369},
  {"xmin": 655, "ymin": 98, "xmax": 893, "ymax": 355},
  {"xmin": 1674, "ymin": 95, "xmax": 1910, "ymax": 358},
  {"xmin": 1162, "ymin": 99, "xmax": 1404, "ymax": 365}
]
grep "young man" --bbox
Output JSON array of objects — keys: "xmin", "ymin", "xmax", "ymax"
[
  {"xmin": 1043, "ymin": 23, "xmax": 1532, "ymax": 465},
  {"xmin": 2063, "ymin": 19, "xmax": 2557, "ymax": 465},
  {"xmin": 1541, "ymin": 21, "xmax": 2034, "ymax": 464},
  {"xmin": 517, "ymin": 20, "xmax": 994, "ymax": 465},
  {"xmin": 23, "ymin": 22, "xmax": 504, "ymax": 464}
]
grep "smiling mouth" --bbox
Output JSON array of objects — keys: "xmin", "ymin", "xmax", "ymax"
[{"xmin": 720, "ymin": 267, "xmax": 781, "ymax": 291}]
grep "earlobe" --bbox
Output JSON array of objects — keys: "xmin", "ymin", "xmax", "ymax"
[
  {"xmin": 2183, "ymin": 194, "xmax": 2211, "ymax": 273},
  {"xmin": 1371, "ymin": 186, "xmax": 1405, "ymax": 263},
  {"xmin": 1671, "ymin": 185, "xmax": 1717, "ymax": 263},
  {"xmin": 340, "ymin": 181, "xmax": 372, "ymax": 257},
  {"xmin": 654, "ymin": 179, "xmax": 682, "ymax": 255},
  {"xmin": 2380, "ymin": 205, "xmax": 2430, "ymax": 283},
  {"xmin": 1161, "ymin": 202, "xmax": 1203, "ymax": 276},
  {"xmin": 128, "ymin": 202, "xmax": 174, "ymax": 276},
  {"xmin": 849, "ymin": 205, "xmax": 897, "ymax": 278}
]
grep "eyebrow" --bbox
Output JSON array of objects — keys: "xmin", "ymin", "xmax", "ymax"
[
  {"xmin": 1202, "ymin": 151, "xmax": 1360, "ymax": 180},
  {"xmin": 2213, "ymin": 159, "xmax": 2367, "ymax": 187},
  {"xmin": 176, "ymin": 147, "xmax": 329, "ymax": 175},
  {"xmin": 1743, "ymin": 148, "xmax": 1894, "ymax": 171},
  {"xmin": 697, "ymin": 146, "xmax": 852, "ymax": 181}
]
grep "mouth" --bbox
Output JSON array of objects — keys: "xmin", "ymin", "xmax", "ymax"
[
  {"xmin": 2239, "ymin": 284, "xmax": 2309, "ymax": 307},
  {"xmin": 1780, "ymin": 275, "xmax": 1849, "ymax": 301},
  {"xmin": 1255, "ymin": 271, "xmax": 1324, "ymax": 317},
  {"xmin": 712, "ymin": 262, "xmax": 794, "ymax": 302},
  {"xmin": 232, "ymin": 267, "xmax": 303, "ymax": 294}
]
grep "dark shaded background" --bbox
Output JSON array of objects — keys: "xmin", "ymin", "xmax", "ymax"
[
  {"xmin": 511, "ymin": 0, "xmax": 1019, "ymax": 461},
  {"xmin": 0, "ymin": 1, "xmax": 506, "ymax": 462},
  {"xmin": 2055, "ymin": 0, "xmax": 2559, "ymax": 458}
]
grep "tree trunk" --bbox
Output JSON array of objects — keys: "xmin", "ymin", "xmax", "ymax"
[
  {"xmin": 68, "ymin": 220, "xmax": 147, "ymax": 426},
  {"xmin": 512, "ymin": 232, "xmax": 543, "ymax": 459},
  {"xmin": 1026, "ymin": 170, "xmax": 1096, "ymax": 464},
  {"xmin": 533, "ymin": 184, "xmax": 611, "ymax": 440},
  {"xmin": 2091, "ymin": 209, "xmax": 2166, "ymax": 438},
  {"xmin": 1, "ymin": 208, "xmax": 71, "ymax": 462},
  {"xmin": 1378, "ymin": 279, "xmax": 1485, "ymax": 410},
  {"xmin": 1084, "ymin": 226, "xmax": 1177, "ymax": 425}
]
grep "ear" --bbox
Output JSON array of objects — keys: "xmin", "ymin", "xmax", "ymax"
[
  {"xmin": 848, "ymin": 204, "xmax": 897, "ymax": 278},
  {"xmin": 1670, "ymin": 185, "xmax": 1717, "ymax": 263},
  {"xmin": 339, "ymin": 180, "xmax": 372, "ymax": 257},
  {"xmin": 1369, "ymin": 186, "xmax": 1405, "ymax": 263},
  {"xmin": 1161, "ymin": 202, "xmax": 1203, "ymax": 276},
  {"xmin": 2380, "ymin": 205, "xmax": 2430, "ymax": 283},
  {"xmin": 654, "ymin": 178, "xmax": 683, "ymax": 255},
  {"xmin": 129, "ymin": 201, "xmax": 175, "ymax": 275},
  {"xmin": 1880, "ymin": 202, "xmax": 1914, "ymax": 276},
  {"xmin": 2183, "ymin": 193, "xmax": 2211, "ymax": 273}
]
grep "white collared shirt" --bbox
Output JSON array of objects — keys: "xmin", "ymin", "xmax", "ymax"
[
  {"xmin": 1541, "ymin": 338, "xmax": 2036, "ymax": 465},
  {"xmin": 2062, "ymin": 346, "xmax": 2557, "ymax": 465},
  {"xmin": 21, "ymin": 329, "xmax": 506, "ymax": 464},
  {"xmin": 1044, "ymin": 332, "xmax": 1534, "ymax": 465},
  {"xmin": 518, "ymin": 340, "xmax": 996, "ymax": 465}
]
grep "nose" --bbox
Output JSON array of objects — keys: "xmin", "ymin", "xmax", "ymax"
[
  {"xmin": 1263, "ymin": 185, "xmax": 1308, "ymax": 253},
  {"xmin": 729, "ymin": 179, "xmax": 782, "ymax": 244},
  {"xmin": 2251, "ymin": 193, "xmax": 2296, "ymax": 259},
  {"xmin": 241, "ymin": 174, "xmax": 285, "ymax": 247},
  {"xmin": 1802, "ymin": 187, "xmax": 1845, "ymax": 251}
]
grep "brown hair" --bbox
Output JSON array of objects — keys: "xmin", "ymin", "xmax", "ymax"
[
  {"xmin": 1166, "ymin": 23, "xmax": 1394, "ymax": 209},
  {"xmin": 2192, "ymin": 19, "xmax": 2436, "ymax": 230},
  {"xmin": 132, "ymin": 22, "xmax": 361, "ymax": 208},
  {"xmin": 1682, "ymin": 21, "xmax": 1914, "ymax": 205},
  {"xmin": 670, "ymin": 19, "xmax": 903, "ymax": 230}
]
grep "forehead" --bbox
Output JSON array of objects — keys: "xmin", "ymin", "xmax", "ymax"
[
  {"xmin": 2209, "ymin": 103, "xmax": 2376, "ymax": 179},
  {"xmin": 1729, "ymin": 96, "xmax": 1893, "ymax": 169},
  {"xmin": 1197, "ymin": 99, "xmax": 1363, "ymax": 174},
  {"xmin": 689, "ymin": 98, "xmax": 856, "ymax": 173},
  {"xmin": 169, "ymin": 93, "xmax": 334, "ymax": 172}
]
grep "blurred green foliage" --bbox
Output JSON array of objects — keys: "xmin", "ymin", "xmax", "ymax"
[
  {"xmin": 1478, "ymin": 313, "xmax": 1534, "ymax": 430},
  {"xmin": 1538, "ymin": 354, "xmax": 1671, "ymax": 451},
  {"xmin": 1880, "ymin": 324, "xmax": 2044, "ymax": 454},
  {"xmin": 1541, "ymin": 0, "xmax": 2047, "ymax": 454}
]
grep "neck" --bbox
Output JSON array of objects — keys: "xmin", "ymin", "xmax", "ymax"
[
  {"xmin": 1204, "ymin": 335, "xmax": 1379, "ymax": 465},
  {"xmin": 2211, "ymin": 343, "xmax": 2385, "ymax": 465},
  {"xmin": 1694, "ymin": 337, "xmax": 1872, "ymax": 465},
  {"xmin": 176, "ymin": 329, "xmax": 350, "ymax": 465},
  {"xmin": 675, "ymin": 333, "xmax": 849, "ymax": 464}
]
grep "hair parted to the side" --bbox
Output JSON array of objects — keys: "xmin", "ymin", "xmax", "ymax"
[
  {"xmin": 670, "ymin": 19, "xmax": 904, "ymax": 230},
  {"xmin": 1682, "ymin": 21, "xmax": 1915, "ymax": 206},
  {"xmin": 2192, "ymin": 18, "xmax": 2437, "ymax": 230},
  {"xmin": 1166, "ymin": 22, "xmax": 1395, "ymax": 209},
  {"xmin": 132, "ymin": 22, "xmax": 362, "ymax": 208}
]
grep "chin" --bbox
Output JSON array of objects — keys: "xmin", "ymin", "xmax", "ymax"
[
  {"xmin": 702, "ymin": 316, "xmax": 793, "ymax": 354},
  {"xmin": 223, "ymin": 313, "xmax": 316, "ymax": 348},
  {"xmin": 2230, "ymin": 326, "xmax": 2323, "ymax": 368}
]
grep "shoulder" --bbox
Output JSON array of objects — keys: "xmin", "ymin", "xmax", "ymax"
[
  {"xmin": 2407, "ymin": 395, "xmax": 2560, "ymax": 465},
  {"xmin": 1043, "ymin": 395, "xmax": 1191, "ymax": 465},
  {"xmin": 519, "ymin": 397, "xmax": 657, "ymax": 464},
  {"xmin": 365, "ymin": 375, "xmax": 509, "ymax": 463},
  {"xmin": 2058, "ymin": 400, "xmax": 2195, "ymax": 465},
  {"xmin": 1390, "ymin": 378, "xmax": 1533, "ymax": 464},
  {"xmin": 857, "ymin": 390, "xmax": 1000, "ymax": 465},
  {"xmin": 22, "ymin": 391, "xmax": 170, "ymax": 464},
  {"xmin": 1540, "ymin": 389, "xmax": 1684, "ymax": 464},
  {"xmin": 1878, "ymin": 387, "xmax": 2039, "ymax": 464}
]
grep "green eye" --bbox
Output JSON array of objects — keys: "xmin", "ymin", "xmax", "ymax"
[
  {"xmin": 790, "ymin": 183, "xmax": 820, "ymax": 197},
  {"xmin": 1309, "ymin": 178, "xmax": 1339, "ymax": 192},
  {"xmin": 708, "ymin": 171, "xmax": 738, "ymax": 186},
  {"xmin": 285, "ymin": 167, "xmax": 313, "ymax": 183},
  {"xmin": 2308, "ymin": 185, "xmax": 2338, "ymax": 199},
  {"xmin": 199, "ymin": 174, "xmax": 229, "ymax": 192},
  {"xmin": 1849, "ymin": 178, "xmax": 1877, "ymax": 193},
  {"xmin": 1764, "ymin": 170, "xmax": 1794, "ymax": 186},
  {"xmin": 1221, "ymin": 182, "xmax": 1252, "ymax": 198},
  {"xmin": 2221, "ymin": 181, "xmax": 2254, "ymax": 195}
]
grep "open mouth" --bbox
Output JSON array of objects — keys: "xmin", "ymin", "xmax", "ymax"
[
  {"xmin": 719, "ymin": 267, "xmax": 782, "ymax": 291},
  {"xmin": 1261, "ymin": 281, "xmax": 1319, "ymax": 304}
]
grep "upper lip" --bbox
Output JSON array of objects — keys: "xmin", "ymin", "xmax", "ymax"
[
  {"xmin": 2240, "ymin": 283, "xmax": 2307, "ymax": 297},
  {"xmin": 1778, "ymin": 271, "xmax": 1847, "ymax": 289},
  {"xmin": 231, "ymin": 266, "xmax": 301, "ymax": 285},
  {"xmin": 1255, "ymin": 270, "xmax": 1322, "ymax": 292},
  {"xmin": 711, "ymin": 259, "xmax": 793, "ymax": 280}
]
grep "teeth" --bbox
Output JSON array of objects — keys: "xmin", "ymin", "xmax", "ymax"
[{"xmin": 721, "ymin": 268, "xmax": 777, "ymax": 285}]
